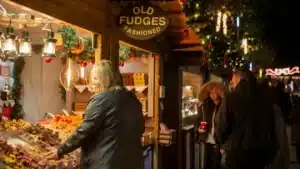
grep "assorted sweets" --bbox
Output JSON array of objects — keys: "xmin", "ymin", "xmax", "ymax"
[{"xmin": 0, "ymin": 119, "xmax": 81, "ymax": 169}]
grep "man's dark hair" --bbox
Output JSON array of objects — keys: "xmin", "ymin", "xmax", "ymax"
[{"xmin": 233, "ymin": 67, "xmax": 256, "ymax": 83}]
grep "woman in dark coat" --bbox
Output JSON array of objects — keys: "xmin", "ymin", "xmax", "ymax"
[
  {"xmin": 49, "ymin": 60, "xmax": 144, "ymax": 169},
  {"xmin": 291, "ymin": 96, "xmax": 300, "ymax": 164},
  {"xmin": 259, "ymin": 81, "xmax": 290, "ymax": 169},
  {"xmin": 197, "ymin": 82, "xmax": 225, "ymax": 169}
]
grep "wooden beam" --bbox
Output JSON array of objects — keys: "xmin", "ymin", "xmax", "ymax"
[{"xmin": 8, "ymin": 0, "xmax": 106, "ymax": 33}]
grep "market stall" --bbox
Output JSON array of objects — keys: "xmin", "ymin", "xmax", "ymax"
[
  {"xmin": 0, "ymin": 0, "xmax": 93, "ymax": 168},
  {"xmin": 0, "ymin": 1, "xmax": 176, "ymax": 169}
]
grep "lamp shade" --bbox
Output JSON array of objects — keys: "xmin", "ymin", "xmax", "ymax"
[
  {"xmin": 3, "ymin": 35, "xmax": 17, "ymax": 55},
  {"xmin": 3, "ymin": 26, "xmax": 17, "ymax": 58},
  {"xmin": 60, "ymin": 58, "xmax": 80, "ymax": 90},
  {"xmin": 19, "ymin": 30, "xmax": 32, "ymax": 57},
  {"xmin": 42, "ymin": 31, "xmax": 57, "ymax": 57}
]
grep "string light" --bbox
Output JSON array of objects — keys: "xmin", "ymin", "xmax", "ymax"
[
  {"xmin": 259, "ymin": 68, "xmax": 263, "ymax": 78},
  {"xmin": 216, "ymin": 11, "xmax": 222, "ymax": 32},
  {"xmin": 222, "ymin": 13, "xmax": 228, "ymax": 35},
  {"xmin": 236, "ymin": 16, "xmax": 240, "ymax": 27},
  {"xmin": 249, "ymin": 62, "xmax": 252, "ymax": 71},
  {"xmin": 194, "ymin": 13, "xmax": 200, "ymax": 19},
  {"xmin": 241, "ymin": 38, "xmax": 248, "ymax": 54}
]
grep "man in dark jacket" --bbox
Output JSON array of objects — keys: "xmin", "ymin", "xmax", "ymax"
[{"xmin": 215, "ymin": 68, "xmax": 277, "ymax": 169}]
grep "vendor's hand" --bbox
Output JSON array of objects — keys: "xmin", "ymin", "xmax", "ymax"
[
  {"xmin": 220, "ymin": 149, "xmax": 225, "ymax": 155},
  {"xmin": 47, "ymin": 150, "xmax": 62, "ymax": 160}
]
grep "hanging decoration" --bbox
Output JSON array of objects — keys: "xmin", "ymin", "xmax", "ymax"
[
  {"xmin": 80, "ymin": 37, "xmax": 94, "ymax": 63},
  {"xmin": 57, "ymin": 25, "xmax": 77, "ymax": 50},
  {"xmin": 56, "ymin": 26, "xmax": 94, "ymax": 65},
  {"xmin": 0, "ymin": 80, "xmax": 13, "ymax": 120},
  {"xmin": 10, "ymin": 57, "xmax": 25, "ymax": 119}
]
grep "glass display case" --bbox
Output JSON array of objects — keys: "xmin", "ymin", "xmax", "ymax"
[
  {"xmin": 179, "ymin": 66, "xmax": 203, "ymax": 169},
  {"xmin": 180, "ymin": 66, "xmax": 203, "ymax": 127}
]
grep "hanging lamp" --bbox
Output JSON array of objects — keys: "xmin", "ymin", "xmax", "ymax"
[
  {"xmin": 18, "ymin": 26, "xmax": 32, "ymax": 57},
  {"xmin": 42, "ymin": 24, "xmax": 57, "ymax": 63},
  {"xmin": 59, "ymin": 53, "xmax": 80, "ymax": 90},
  {"xmin": 3, "ymin": 20, "xmax": 17, "ymax": 59}
]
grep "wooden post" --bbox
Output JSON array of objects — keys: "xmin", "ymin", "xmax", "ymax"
[
  {"xmin": 153, "ymin": 54, "xmax": 161, "ymax": 169},
  {"xmin": 65, "ymin": 88, "xmax": 73, "ymax": 113},
  {"xmin": 93, "ymin": 34, "xmax": 102, "ymax": 64},
  {"xmin": 162, "ymin": 62, "xmax": 182, "ymax": 169}
]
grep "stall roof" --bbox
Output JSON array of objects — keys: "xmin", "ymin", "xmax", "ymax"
[{"xmin": 7, "ymin": 0, "xmax": 203, "ymax": 52}]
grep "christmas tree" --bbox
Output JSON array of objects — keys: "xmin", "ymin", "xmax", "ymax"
[{"xmin": 183, "ymin": 0, "xmax": 264, "ymax": 71}]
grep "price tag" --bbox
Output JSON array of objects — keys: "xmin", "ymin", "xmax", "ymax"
[
  {"xmin": 46, "ymin": 112, "xmax": 55, "ymax": 118},
  {"xmin": 61, "ymin": 109, "xmax": 70, "ymax": 116}
]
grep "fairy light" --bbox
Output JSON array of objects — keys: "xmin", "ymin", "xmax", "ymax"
[
  {"xmin": 236, "ymin": 16, "xmax": 240, "ymax": 27},
  {"xmin": 216, "ymin": 11, "xmax": 222, "ymax": 32},
  {"xmin": 241, "ymin": 38, "xmax": 248, "ymax": 54},
  {"xmin": 249, "ymin": 62, "xmax": 252, "ymax": 71},
  {"xmin": 222, "ymin": 13, "xmax": 228, "ymax": 35},
  {"xmin": 259, "ymin": 68, "xmax": 263, "ymax": 78}
]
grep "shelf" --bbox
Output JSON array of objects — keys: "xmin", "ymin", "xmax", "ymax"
[{"xmin": 125, "ymin": 86, "xmax": 148, "ymax": 92}]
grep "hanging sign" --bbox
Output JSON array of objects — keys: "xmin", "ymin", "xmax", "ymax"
[
  {"xmin": 265, "ymin": 67, "xmax": 300, "ymax": 76},
  {"xmin": 118, "ymin": 3, "xmax": 169, "ymax": 40}
]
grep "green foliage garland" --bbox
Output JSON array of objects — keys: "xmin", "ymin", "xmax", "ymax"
[
  {"xmin": 11, "ymin": 58, "xmax": 25, "ymax": 119},
  {"xmin": 119, "ymin": 44, "xmax": 149, "ymax": 62},
  {"xmin": 80, "ymin": 37, "xmax": 94, "ymax": 60},
  {"xmin": 57, "ymin": 25, "xmax": 77, "ymax": 49}
]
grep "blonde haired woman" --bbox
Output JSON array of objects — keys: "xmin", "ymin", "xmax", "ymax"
[
  {"xmin": 197, "ymin": 81, "xmax": 226, "ymax": 169},
  {"xmin": 49, "ymin": 60, "xmax": 144, "ymax": 169}
]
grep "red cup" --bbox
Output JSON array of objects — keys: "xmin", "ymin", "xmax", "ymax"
[{"xmin": 200, "ymin": 121, "xmax": 208, "ymax": 130}]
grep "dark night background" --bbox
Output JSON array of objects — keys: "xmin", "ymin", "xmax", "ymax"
[{"xmin": 261, "ymin": 0, "xmax": 299, "ymax": 65}]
